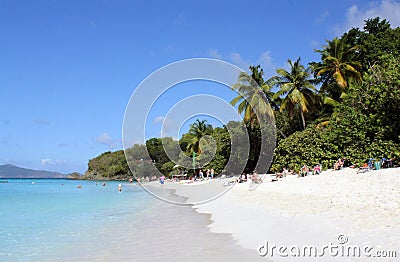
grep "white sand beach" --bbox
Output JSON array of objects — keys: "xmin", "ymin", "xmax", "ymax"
[{"xmin": 153, "ymin": 167, "xmax": 400, "ymax": 261}]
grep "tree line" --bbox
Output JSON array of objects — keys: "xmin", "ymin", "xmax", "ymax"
[{"xmin": 82, "ymin": 17, "xmax": 400, "ymax": 179}]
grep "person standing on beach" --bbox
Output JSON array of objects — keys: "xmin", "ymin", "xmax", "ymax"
[{"xmin": 159, "ymin": 175, "xmax": 165, "ymax": 186}]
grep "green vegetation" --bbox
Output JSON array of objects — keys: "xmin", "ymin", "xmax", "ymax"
[
  {"xmin": 83, "ymin": 150, "xmax": 132, "ymax": 180},
  {"xmin": 270, "ymin": 57, "xmax": 318, "ymax": 130},
  {"xmin": 83, "ymin": 17, "xmax": 400, "ymax": 180},
  {"xmin": 66, "ymin": 172, "xmax": 82, "ymax": 179},
  {"xmin": 271, "ymin": 18, "xmax": 400, "ymax": 172}
]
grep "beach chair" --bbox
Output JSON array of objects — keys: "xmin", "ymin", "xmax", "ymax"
[
  {"xmin": 357, "ymin": 163, "xmax": 370, "ymax": 174},
  {"xmin": 384, "ymin": 158, "xmax": 395, "ymax": 168},
  {"xmin": 223, "ymin": 180, "xmax": 235, "ymax": 187},
  {"xmin": 251, "ymin": 173, "xmax": 263, "ymax": 184}
]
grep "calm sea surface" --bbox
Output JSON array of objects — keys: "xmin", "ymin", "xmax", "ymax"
[{"xmin": 0, "ymin": 178, "xmax": 156, "ymax": 261}]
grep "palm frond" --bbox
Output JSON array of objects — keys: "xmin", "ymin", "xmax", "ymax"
[{"xmin": 230, "ymin": 95, "xmax": 243, "ymax": 106}]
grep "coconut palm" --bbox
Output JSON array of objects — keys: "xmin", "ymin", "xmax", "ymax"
[
  {"xmin": 313, "ymin": 37, "xmax": 362, "ymax": 101},
  {"xmin": 230, "ymin": 65, "xmax": 276, "ymax": 129},
  {"xmin": 186, "ymin": 119, "xmax": 213, "ymax": 154},
  {"xmin": 270, "ymin": 57, "xmax": 318, "ymax": 130}
]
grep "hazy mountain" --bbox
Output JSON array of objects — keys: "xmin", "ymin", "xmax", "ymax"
[{"xmin": 0, "ymin": 164, "xmax": 66, "ymax": 178}]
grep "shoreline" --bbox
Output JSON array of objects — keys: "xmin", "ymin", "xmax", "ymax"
[
  {"xmin": 155, "ymin": 167, "xmax": 400, "ymax": 261},
  {"xmin": 116, "ymin": 186, "xmax": 265, "ymax": 262},
  {"xmin": 29, "ymin": 184, "xmax": 263, "ymax": 262}
]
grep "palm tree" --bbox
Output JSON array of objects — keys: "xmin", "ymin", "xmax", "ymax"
[
  {"xmin": 313, "ymin": 37, "xmax": 362, "ymax": 101},
  {"xmin": 230, "ymin": 65, "xmax": 276, "ymax": 129},
  {"xmin": 270, "ymin": 57, "xmax": 318, "ymax": 130},
  {"xmin": 186, "ymin": 119, "xmax": 213, "ymax": 154}
]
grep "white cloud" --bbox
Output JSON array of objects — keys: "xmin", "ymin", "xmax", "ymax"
[
  {"xmin": 174, "ymin": 13, "xmax": 187, "ymax": 25},
  {"xmin": 335, "ymin": 0, "xmax": 400, "ymax": 35},
  {"xmin": 208, "ymin": 49, "xmax": 223, "ymax": 59},
  {"xmin": 153, "ymin": 116, "xmax": 178, "ymax": 138},
  {"xmin": 2, "ymin": 159, "xmax": 30, "ymax": 166},
  {"xmin": 257, "ymin": 51, "xmax": 276, "ymax": 78},
  {"xmin": 258, "ymin": 51, "xmax": 272, "ymax": 67},
  {"xmin": 315, "ymin": 10, "xmax": 330, "ymax": 24},
  {"xmin": 153, "ymin": 116, "xmax": 165, "ymax": 124},
  {"xmin": 206, "ymin": 50, "xmax": 275, "ymax": 73},
  {"xmin": 229, "ymin": 52, "xmax": 251, "ymax": 71},
  {"xmin": 41, "ymin": 158, "xmax": 65, "ymax": 166},
  {"xmin": 310, "ymin": 40, "xmax": 321, "ymax": 49},
  {"xmin": 199, "ymin": 51, "xmax": 277, "ymax": 77},
  {"xmin": 230, "ymin": 52, "xmax": 243, "ymax": 65},
  {"xmin": 34, "ymin": 118, "xmax": 51, "ymax": 125},
  {"xmin": 96, "ymin": 132, "xmax": 119, "ymax": 149}
]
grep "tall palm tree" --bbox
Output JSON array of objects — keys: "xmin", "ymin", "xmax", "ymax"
[
  {"xmin": 313, "ymin": 37, "xmax": 362, "ymax": 101},
  {"xmin": 230, "ymin": 65, "xmax": 276, "ymax": 129},
  {"xmin": 186, "ymin": 119, "xmax": 213, "ymax": 154},
  {"xmin": 270, "ymin": 58, "xmax": 318, "ymax": 130}
]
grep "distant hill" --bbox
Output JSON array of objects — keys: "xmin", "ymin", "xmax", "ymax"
[{"xmin": 0, "ymin": 164, "xmax": 67, "ymax": 178}]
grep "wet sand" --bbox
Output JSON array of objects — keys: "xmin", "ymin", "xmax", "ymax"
[{"xmin": 115, "ymin": 187, "xmax": 266, "ymax": 262}]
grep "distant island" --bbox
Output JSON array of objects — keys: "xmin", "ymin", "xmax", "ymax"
[{"xmin": 0, "ymin": 164, "xmax": 79, "ymax": 179}]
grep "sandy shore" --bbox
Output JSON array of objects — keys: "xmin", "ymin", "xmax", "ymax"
[
  {"xmin": 117, "ymin": 186, "xmax": 265, "ymax": 262},
  {"xmin": 152, "ymin": 167, "xmax": 400, "ymax": 261}
]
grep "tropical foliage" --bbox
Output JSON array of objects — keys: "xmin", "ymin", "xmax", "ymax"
[
  {"xmin": 313, "ymin": 38, "xmax": 361, "ymax": 91},
  {"xmin": 83, "ymin": 18, "xmax": 400, "ymax": 180},
  {"xmin": 186, "ymin": 119, "xmax": 213, "ymax": 154},
  {"xmin": 230, "ymin": 65, "xmax": 275, "ymax": 129},
  {"xmin": 270, "ymin": 57, "xmax": 318, "ymax": 129}
]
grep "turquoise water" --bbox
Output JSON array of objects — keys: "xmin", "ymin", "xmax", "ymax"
[{"xmin": 0, "ymin": 179, "xmax": 156, "ymax": 261}]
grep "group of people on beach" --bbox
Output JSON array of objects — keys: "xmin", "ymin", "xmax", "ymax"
[
  {"xmin": 236, "ymin": 171, "xmax": 262, "ymax": 184},
  {"xmin": 298, "ymin": 164, "xmax": 322, "ymax": 177},
  {"xmin": 334, "ymin": 156, "xmax": 397, "ymax": 172},
  {"xmin": 274, "ymin": 155, "xmax": 398, "ymax": 180},
  {"xmin": 273, "ymin": 164, "xmax": 322, "ymax": 181},
  {"xmin": 334, "ymin": 158, "xmax": 347, "ymax": 170},
  {"xmin": 135, "ymin": 176, "xmax": 158, "ymax": 184},
  {"xmin": 195, "ymin": 168, "xmax": 215, "ymax": 180},
  {"xmin": 169, "ymin": 168, "xmax": 216, "ymax": 183},
  {"xmin": 99, "ymin": 155, "xmax": 399, "ymax": 192}
]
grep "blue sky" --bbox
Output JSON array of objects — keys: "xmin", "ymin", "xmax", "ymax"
[{"xmin": 1, "ymin": 0, "xmax": 399, "ymax": 173}]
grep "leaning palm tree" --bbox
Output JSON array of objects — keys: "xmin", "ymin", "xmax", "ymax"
[
  {"xmin": 313, "ymin": 38, "xmax": 362, "ymax": 101},
  {"xmin": 270, "ymin": 58, "xmax": 318, "ymax": 130},
  {"xmin": 230, "ymin": 65, "xmax": 276, "ymax": 129},
  {"xmin": 186, "ymin": 119, "xmax": 213, "ymax": 154}
]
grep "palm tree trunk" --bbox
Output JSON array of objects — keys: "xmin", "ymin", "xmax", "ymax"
[
  {"xmin": 278, "ymin": 128, "xmax": 287, "ymax": 138},
  {"xmin": 300, "ymin": 110, "xmax": 306, "ymax": 130}
]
